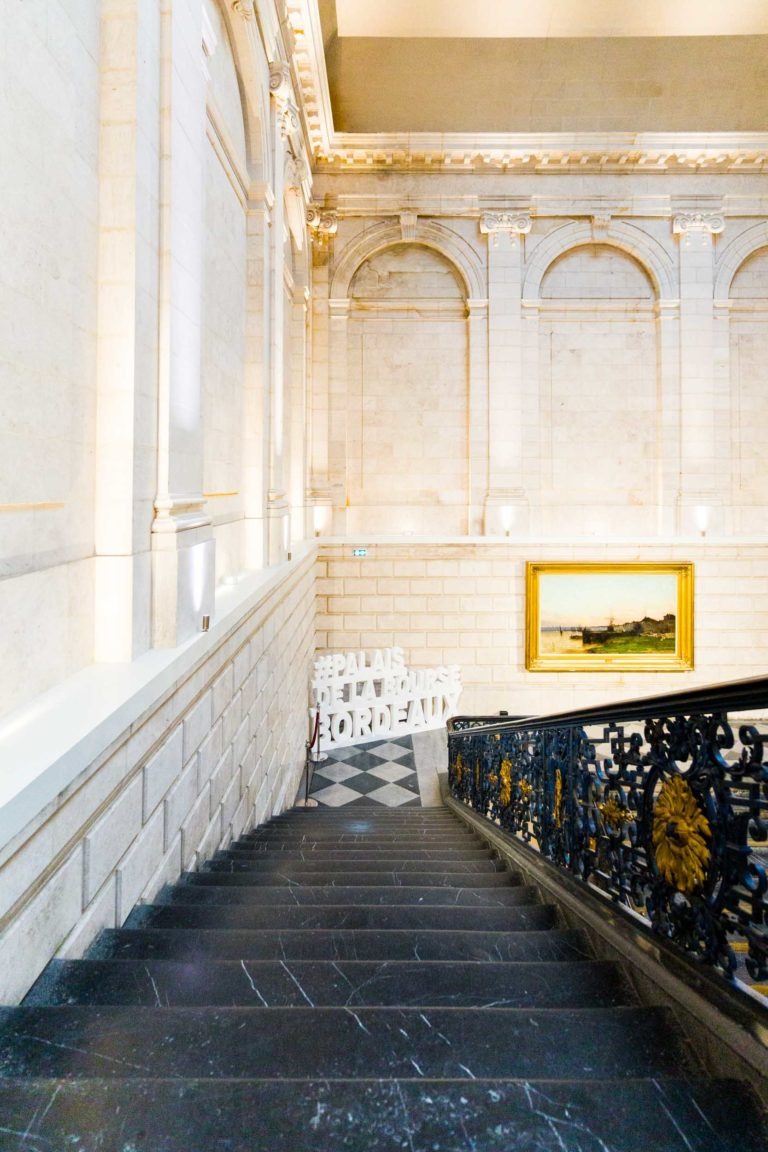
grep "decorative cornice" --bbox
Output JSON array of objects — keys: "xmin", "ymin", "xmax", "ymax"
[
  {"xmin": 231, "ymin": 0, "xmax": 255, "ymax": 19},
  {"xmin": 307, "ymin": 205, "xmax": 338, "ymax": 244},
  {"xmin": 673, "ymin": 212, "xmax": 726, "ymax": 235}
]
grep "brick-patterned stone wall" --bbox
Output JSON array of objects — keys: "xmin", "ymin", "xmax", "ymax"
[
  {"xmin": 0, "ymin": 556, "xmax": 316, "ymax": 1003},
  {"xmin": 317, "ymin": 542, "xmax": 768, "ymax": 717}
]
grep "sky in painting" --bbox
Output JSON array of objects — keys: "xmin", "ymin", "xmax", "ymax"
[{"xmin": 539, "ymin": 572, "xmax": 677, "ymax": 628}]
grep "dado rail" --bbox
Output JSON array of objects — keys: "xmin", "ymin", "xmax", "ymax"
[{"xmin": 448, "ymin": 675, "xmax": 768, "ymax": 992}]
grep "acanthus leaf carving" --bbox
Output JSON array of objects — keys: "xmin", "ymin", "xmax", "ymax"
[{"xmin": 672, "ymin": 212, "xmax": 726, "ymax": 236}]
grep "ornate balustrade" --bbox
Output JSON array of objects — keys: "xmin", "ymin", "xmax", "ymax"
[{"xmin": 448, "ymin": 676, "xmax": 768, "ymax": 986}]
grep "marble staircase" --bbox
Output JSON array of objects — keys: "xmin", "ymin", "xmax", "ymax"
[{"xmin": 0, "ymin": 806, "xmax": 766, "ymax": 1150}]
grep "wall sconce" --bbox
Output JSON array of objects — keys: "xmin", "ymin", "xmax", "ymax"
[
  {"xmin": 201, "ymin": 614, "xmax": 210, "ymax": 632},
  {"xmin": 500, "ymin": 505, "xmax": 514, "ymax": 536},
  {"xmin": 313, "ymin": 505, "xmax": 329, "ymax": 537},
  {"xmin": 694, "ymin": 505, "xmax": 709, "ymax": 537}
]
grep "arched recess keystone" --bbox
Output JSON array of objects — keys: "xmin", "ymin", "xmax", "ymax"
[
  {"xmin": 522, "ymin": 220, "xmax": 676, "ymax": 303},
  {"xmin": 714, "ymin": 221, "xmax": 768, "ymax": 303}
]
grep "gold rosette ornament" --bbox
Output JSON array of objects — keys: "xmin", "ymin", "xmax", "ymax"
[{"xmin": 651, "ymin": 775, "xmax": 712, "ymax": 895}]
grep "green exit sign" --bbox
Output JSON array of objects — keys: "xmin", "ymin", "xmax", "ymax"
[{"xmin": 352, "ymin": 548, "xmax": 368, "ymax": 557}]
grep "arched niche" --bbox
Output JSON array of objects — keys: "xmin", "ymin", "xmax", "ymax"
[
  {"xmin": 331, "ymin": 219, "xmax": 485, "ymax": 303},
  {"xmin": 523, "ymin": 220, "xmax": 676, "ymax": 303},
  {"xmin": 533, "ymin": 240, "xmax": 661, "ymax": 536},
  {"xmin": 343, "ymin": 241, "xmax": 471, "ymax": 535}
]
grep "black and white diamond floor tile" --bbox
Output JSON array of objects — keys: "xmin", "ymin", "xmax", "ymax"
[{"xmin": 310, "ymin": 734, "xmax": 423, "ymax": 808}]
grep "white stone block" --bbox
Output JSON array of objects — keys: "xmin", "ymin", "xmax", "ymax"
[
  {"xmin": 0, "ymin": 847, "xmax": 84, "ymax": 1003},
  {"xmin": 116, "ymin": 806, "xmax": 164, "ymax": 922},
  {"xmin": 142, "ymin": 725, "xmax": 183, "ymax": 821},
  {"xmin": 83, "ymin": 774, "xmax": 142, "ymax": 905}
]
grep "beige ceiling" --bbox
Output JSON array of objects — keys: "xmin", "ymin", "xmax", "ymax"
[
  {"xmin": 318, "ymin": 0, "xmax": 768, "ymax": 135},
  {"xmin": 335, "ymin": 0, "xmax": 768, "ymax": 40}
]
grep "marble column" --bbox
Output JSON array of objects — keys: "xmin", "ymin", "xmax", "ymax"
[
  {"xmin": 673, "ymin": 211, "xmax": 726, "ymax": 536},
  {"xmin": 151, "ymin": 0, "xmax": 214, "ymax": 647},
  {"xmin": 480, "ymin": 212, "xmax": 531, "ymax": 536}
]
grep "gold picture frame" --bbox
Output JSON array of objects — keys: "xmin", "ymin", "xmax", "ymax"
[{"xmin": 525, "ymin": 562, "xmax": 694, "ymax": 672}]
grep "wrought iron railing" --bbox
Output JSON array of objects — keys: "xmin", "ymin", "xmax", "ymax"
[{"xmin": 448, "ymin": 675, "xmax": 768, "ymax": 987}]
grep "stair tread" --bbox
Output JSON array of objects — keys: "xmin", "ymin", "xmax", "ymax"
[
  {"xmin": 161, "ymin": 882, "xmax": 529, "ymax": 905},
  {"xmin": 24, "ymin": 958, "xmax": 637, "ymax": 1008},
  {"xmin": 1, "ymin": 1076, "xmax": 763, "ymax": 1152},
  {"xmin": 208, "ymin": 855, "xmax": 505, "ymax": 872},
  {"xmin": 0, "ymin": 1005, "xmax": 694, "ymax": 1080},
  {"xmin": 200, "ymin": 864, "xmax": 513, "ymax": 885},
  {"xmin": 124, "ymin": 901, "xmax": 555, "ymax": 933},
  {"xmin": 87, "ymin": 926, "xmax": 592, "ymax": 962}
]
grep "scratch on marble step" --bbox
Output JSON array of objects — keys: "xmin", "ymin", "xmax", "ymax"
[
  {"xmin": 690, "ymin": 1096, "xmax": 719, "ymax": 1136},
  {"xmin": 345, "ymin": 1008, "xmax": 371, "ymax": 1035},
  {"xmin": 522, "ymin": 1081, "xmax": 614, "ymax": 1152},
  {"xmin": 22, "ymin": 1080, "xmax": 61, "ymax": 1143},
  {"xmin": 0, "ymin": 1126, "xmax": 54, "ymax": 1146},
  {"xmin": 409, "ymin": 1058, "xmax": 424, "ymax": 1077},
  {"xmin": 240, "ymin": 961, "xmax": 269, "ymax": 1006},
  {"xmin": 144, "ymin": 966, "xmax": 162, "ymax": 1007},
  {"xmin": 280, "ymin": 960, "xmax": 314, "ymax": 1006},
  {"xmin": 458, "ymin": 1063, "xmax": 476, "ymax": 1079},
  {"xmin": 21, "ymin": 1034, "xmax": 150, "ymax": 1073},
  {"xmin": 418, "ymin": 1013, "xmax": 432, "ymax": 1029},
  {"xmin": 653, "ymin": 1081, "xmax": 696, "ymax": 1152},
  {"xmin": 394, "ymin": 1081, "xmax": 417, "ymax": 1152}
]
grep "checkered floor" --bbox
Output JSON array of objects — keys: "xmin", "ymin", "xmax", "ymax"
[{"xmin": 308, "ymin": 735, "xmax": 422, "ymax": 808}]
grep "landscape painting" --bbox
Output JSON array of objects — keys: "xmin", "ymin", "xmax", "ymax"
[{"xmin": 525, "ymin": 562, "xmax": 694, "ymax": 672}]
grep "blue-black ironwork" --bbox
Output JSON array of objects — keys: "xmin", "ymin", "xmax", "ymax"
[{"xmin": 448, "ymin": 674, "xmax": 768, "ymax": 985}]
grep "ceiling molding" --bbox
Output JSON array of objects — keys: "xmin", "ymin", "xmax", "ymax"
[{"xmin": 289, "ymin": 3, "xmax": 768, "ymax": 174}]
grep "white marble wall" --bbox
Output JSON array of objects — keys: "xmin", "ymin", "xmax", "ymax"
[
  {"xmin": 0, "ymin": 553, "xmax": 316, "ymax": 1004},
  {"xmin": 0, "ymin": 0, "xmax": 101, "ymax": 713}
]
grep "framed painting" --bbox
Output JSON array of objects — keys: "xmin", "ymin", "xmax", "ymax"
[{"xmin": 525, "ymin": 562, "xmax": 694, "ymax": 672}]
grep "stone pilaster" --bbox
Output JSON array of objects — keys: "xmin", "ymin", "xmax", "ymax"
[
  {"xmin": 480, "ymin": 212, "xmax": 531, "ymax": 535},
  {"xmin": 673, "ymin": 210, "xmax": 726, "ymax": 535}
]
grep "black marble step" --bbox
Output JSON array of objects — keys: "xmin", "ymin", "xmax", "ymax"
[
  {"xmin": 88, "ymin": 926, "xmax": 591, "ymax": 963},
  {"xmin": 123, "ymin": 901, "xmax": 555, "ymax": 934},
  {"xmin": 198, "ymin": 863, "xmax": 514, "ymax": 885},
  {"xmin": 160, "ymin": 882, "xmax": 532, "ymax": 906},
  {"xmin": 24, "ymin": 959, "xmax": 635, "ymax": 1009},
  {"xmin": 2, "ymin": 1077, "xmax": 763, "ymax": 1152},
  {"xmin": 0, "ymin": 1005, "xmax": 693, "ymax": 1080},
  {"xmin": 208, "ymin": 853, "xmax": 505, "ymax": 874},
  {"xmin": 244, "ymin": 830, "xmax": 483, "ymax": 845},
  {"xmin": 226, "ymin": 842, "xmax": 494, "ymax": 859}
]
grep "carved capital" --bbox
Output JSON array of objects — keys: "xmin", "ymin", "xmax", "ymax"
[
  {"xmin": 672, "ymin": 212, "xmax": 725, "ymax": 236},
  {"xmin": 307, "ymin": 205, "xmax": 338, "ymax": 245},
  {"xmin": 231, "ymin": 0, "xmax": 255, "ymax": 19},
  {"xmin": 285, "ymin": 156, "xmax": 308, "ymax": 191},
  {"xmin": 591, "ymin": 212, "xmax": 612, "ymax": 232},
  {"xmin": 480, "ymin": 212, "xmax": 532, "ymax": 237},
  {"xmin": 269, "ymin": 62, "xmax": 293, "ymax": 104}
]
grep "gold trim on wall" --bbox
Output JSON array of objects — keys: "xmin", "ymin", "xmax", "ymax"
[
  {"xmin": 0, "ymin": 502, "xmax": 65, "ymax": 513},
  {"xmin": 525, "ymin": 561, "xmax": 694, "ymax": 672},
  {"xmin": 202, "ymin": 492, "xmax": 240, "ymax": 499}
]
